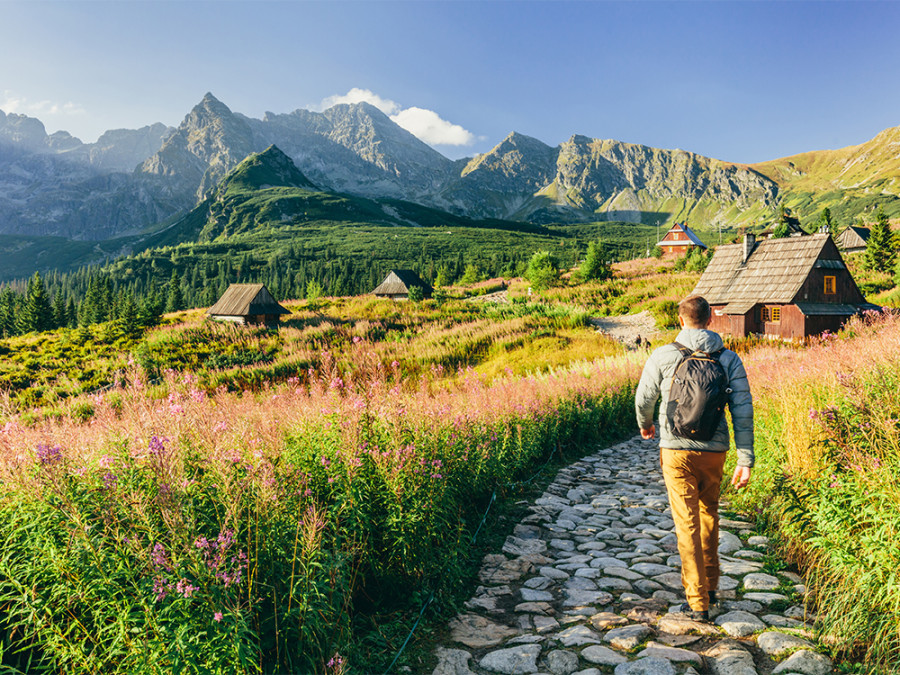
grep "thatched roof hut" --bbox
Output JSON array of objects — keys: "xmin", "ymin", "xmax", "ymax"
[
  {"xmin": 371, "ymin": 270, "xmax": 433, "ymax": 300},
  {"xmin": 207, "ymin": 283, "xmax": 290, "ymax": 325}
]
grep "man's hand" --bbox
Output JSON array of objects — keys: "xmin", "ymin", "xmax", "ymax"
[
  {"xmin": 731, "ymin": 465, "xmax": 752, "ymax": 489},
  {"xmin": 640, "ymin": 424, "xmax": 656, "ymax": 440}
]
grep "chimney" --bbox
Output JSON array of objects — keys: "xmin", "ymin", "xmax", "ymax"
[{"xmin": 742, "ymin": 233, "xmax": 756, "ymax": 264}]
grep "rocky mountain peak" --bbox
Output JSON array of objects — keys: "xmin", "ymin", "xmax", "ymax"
[{"xmin": 217, "ymin": 145, "xmax": 317, "ymax": 194}]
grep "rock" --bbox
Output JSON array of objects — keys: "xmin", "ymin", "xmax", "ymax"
[
  {"xmin": 631, "ymin": 563, "xmax": 674, "ymax": 576},
  {"xmin": 636, "ymin": 641, "xmax": 703, "ymax": 666},
  {"xmin": 503, "ymin": 536, "xmax": 548, "ymax": 557},
  {"xmin": 715, "ymin": 610, "xmax": 767, "ymax": 637},
  {"xmin": 562, "ymin": 589, "xmax": 613, "ymax": 607},
  {"xmin": 596, "ymin": 577, "xmax": 634, "ymax": 591},
  {"xmin": 465, "ymin": 596, "xmax": 499, "ymax": 611},
  {"xmin": 613, "ymin": 657, "xmax": 676, "ymax": 675},
  {"xmin": 541, "ymin": 566, "xmax": 570, "ymax": 580},
  {"xmin": 534, "ymin": 615, "xmax": 560, "ymax": 633},
  {"xmin": 556, "ymin": 624, "xmax": 604, "ymax": 646},
  {"xmin": 772, "ymin": 650, "xmax": 833, "ymax": 675},
  {"xmin": 572, "ymin": 670, "xmax": 602, "ymax": 675},
  {"xmin": 718, "ymin": 531, "xmax": 743, "ymax": 554},
  {"xmin": 652, "ymin": 572, "xmax": 685, "ymax": 590},
  {"xmin": 515, "ymin": 601, "xmax": 554, "ymax": 615},
  {"xmin": 743, "ymin": 592, "xmax": 787, "ymax": 605},
  {"xmin": 757, "ymin": 631, "xmax": 816, "ymax": 656},
  {"xmin": 545, "ymin": 649, "xmax": 579, "ymax": 675},
  {"xmin": 634, "ymin": 579, "xmax": 664, "ymax": 595},
  {"xmin": 722, "ymin": 600, "xmax": 763, "ymax": 614},
  {"xmin": 747, "ymin": 535, "xmax": 769, "ymax": 547},
  {"xmin": 626, "ymin": 606, "xmax": 662, "ymax": 623},
  {"xmin": 589, "ymin": 611, "xmax": 629, "ymax": 630},
  {"xmin": 524, "ymin": 576, "xmax": 553, "ymax": 590},
  {"xmin": 784, "ymin": 606, "xmax": 815, "ymax": 620},
  {"xmin": 605, "ymin": 567, "xmax": 645, "ymax": 581},
  {"xmin": 565, "ymin": 576, "xmax": 599, "ymax": 590},
  {"xmin": 718, "ymin": 576, "xmax": 739, "ymax": 590},
  {"xmin": 550, "ymin": 538, "xmax": 577, "ymax": 551},
  {"xmin": 581, "ymin": 645, "xmax": 627, "ymax": 666},
  {"xmin": 707, "ymin": 645, "xmax": 757, "ymax": 675},
  {"xmin": 762, "ymin": 614, "xmax": 804, "ymax": 628},
  {"xmin": 433, "ymin": 647, "xmax": 477, "ymax": 675},
  {"xmin": 720, "ymin": 519, "xmax": 753, "ymax": 529},
  {"xmin": 479, "ymin": 644, "xmax": 543, "ymax": 674},
  {"xmin": 449, "ymin": 614, "xmax": 519, "ymax": 648},
  {"xmin": 655, "ymin": 633, "xmax": 702, "ymax": 647},
  {"xmin": 719, "ymin": 560, "xmax": 763, "ymax": 575},
  {"xmin": 604, "ymin": 623, "xmax": 654, "ymax": 650},
  {"xmin": 520, "ymin": 588, "xmax": 554, "ymax": 602},
  {"xmin": 514, "ymin": 524, "xmax": 543, "ymax": 539},
  {"xmin": 742, "ymin": 573, "xmax": 780, "ymax": 591},
  {"xmin": 734, "ymin": 550, "xmax": 766, "ymax": 560}
]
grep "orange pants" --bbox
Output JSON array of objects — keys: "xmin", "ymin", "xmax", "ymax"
[{"xmin": 660, "ymin": 448, "xmax": 727, "ymax": 611}]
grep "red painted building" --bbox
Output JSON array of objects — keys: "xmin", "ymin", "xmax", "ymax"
[
  {"xmin": 657, "ymin": 223, "xmax": 708, "ymax": 256},
  {"xmin": 692, "ymin": 233, "xmax": 878, "ymax": 339}
]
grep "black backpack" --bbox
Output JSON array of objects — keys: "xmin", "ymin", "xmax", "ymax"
[{"xmin": 665, "ymin": 342, "xmax": 732, "ymax": 441}]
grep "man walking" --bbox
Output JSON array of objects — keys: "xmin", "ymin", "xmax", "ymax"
[{"xmin": 635, "ymin": 295, "xmax": 754, "ymax": 621}]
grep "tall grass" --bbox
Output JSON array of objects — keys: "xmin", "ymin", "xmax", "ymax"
[
  {"xmin": 728, "ymin": 310, "xmax": 900, "ymax": 671},
  {"xmin": 0, "ymin": 342, "xmax": 641, "ymax": 673}
]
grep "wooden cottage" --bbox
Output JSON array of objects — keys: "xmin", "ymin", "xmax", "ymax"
[
  {"xmin": 206, "ymin": 283, "xmax": 290, "ymax": 325},
  {"xmin": 371, "ymin": 270, "xmax": 433, "ymax": 300},
  {"xmin": 692, "ymin": 233, "xmax": 878, "ymax": 340},
  {"xmin": 657, "ymin": 223, "xmax": 707, "ymax": 256},
  {"xmin": 837, "ymin": 226, "xmax": 870, "ymax": 253}
]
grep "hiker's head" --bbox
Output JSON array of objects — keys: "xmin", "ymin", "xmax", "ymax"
[{"xmin": 678, "ymin": 295, "xmax": 711, "ymax": 328}]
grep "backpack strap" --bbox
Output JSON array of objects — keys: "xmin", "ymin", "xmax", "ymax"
[{"xmin": 672, "ymin": 341, "xmax": 693, "ymax": 358}]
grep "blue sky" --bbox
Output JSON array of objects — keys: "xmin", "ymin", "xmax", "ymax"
[{"xmin": 1, "ymin": 1, "xmax": 898, "ymax": 164}]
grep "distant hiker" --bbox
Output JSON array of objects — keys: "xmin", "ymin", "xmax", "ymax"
[
  {"xmin": 634, "ymin": 294, "xmax": 753, "ymax": 622},
  {"xmin": 634, "ymin": 335, "xmax": 643, "ymax": 349}
]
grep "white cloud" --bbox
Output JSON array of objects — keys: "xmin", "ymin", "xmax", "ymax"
[
  {"xmin": 317, "ymin": 88, "xmax": 477, "ymax": 147},
  {"xmin": 317, "ymin": 87, "xmax": 400, "ymax": 115},
  {"xmin": 390, "ymin": 106, "xmax": 476, "ymax": 147},
  {"xmin": 0, "ymin": 91, "xmax": 86, "ymax": 117}
]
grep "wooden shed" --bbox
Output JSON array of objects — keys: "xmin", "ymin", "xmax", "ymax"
[
  {"xmin": 837, "ymin": 225, "xmax": 870, "ymax": 253},
  {"xmin": 692, "ymin": 233, "xmax": 878, "ymax": 340},
  {"xmin": 206, "ymin": 283, "xmax": 290, "ymax": 325},
  {"xmin": 657, "ymin": 223, "xmax": 707, "ymax": 256},
  {"xmin": 371, "ymin": 270, "xmax": 433, "ymax": 300}
]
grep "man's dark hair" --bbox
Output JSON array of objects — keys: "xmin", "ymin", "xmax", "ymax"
[{"xmin": 678, "ymin": 295, "xmax": 711, "ymax": 326}]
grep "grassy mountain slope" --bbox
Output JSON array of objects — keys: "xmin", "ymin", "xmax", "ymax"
[{"xmin": 753, "ymin": 125, "xmax": 900, "ymax": 226}]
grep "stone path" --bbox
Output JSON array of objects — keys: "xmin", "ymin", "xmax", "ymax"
[
  {"xmin": 589, "ymin": 312, "xmax": 660, "ymax": 349},
  {"xmin": 431, "ymin": 436, "xmax": 833, "ymax": 675}
]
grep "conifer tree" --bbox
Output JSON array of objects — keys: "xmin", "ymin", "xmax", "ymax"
[
  {"xmin": 17, "ymin": 272, "xmax": 53, "ymax": 334},
  {"xmin": 166, "ymin": 272, "xmax": 185, "ymax": 312},
  {"xmin": 865, "ymin": 207, "xmax": 896, "ymax": 272},
  {"xmin": 578, "ymin": 240, "xmax": 611, "ymax": 281}
]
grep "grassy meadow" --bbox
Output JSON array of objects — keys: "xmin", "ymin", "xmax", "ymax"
[{"xmin": 3, "ymin": 252, "xmax": 900, "ymax": 672}]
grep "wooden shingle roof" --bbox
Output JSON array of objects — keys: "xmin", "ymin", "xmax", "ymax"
[
  {"xmin": 206, "ymin": 284, "xmax": 290, "ymax": 316},
  {"xmin": 837, "ymin": 226, "xmax": 869, "ymax": 250},
  {"xmin": 372, "ymin": 270, "xmax": 433, "ymax": 296},
  {"xmin": 693, "ymin": 233, "xmax": 838, "ymax": 305},
  {"xmin": 658, "ymin": 223, "xmax": 707, "ymax": 249}
]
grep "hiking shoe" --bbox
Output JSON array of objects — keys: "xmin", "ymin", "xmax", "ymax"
[
  {"xmin": 677, "ymin": 602, "xmax": 710, "ymax": 622},
  {"xmin": 709, "ymin": 590, "xmax": 718, "ymax": 606}
]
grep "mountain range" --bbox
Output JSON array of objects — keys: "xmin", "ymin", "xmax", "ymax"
[{"xmin": 1, "ymin": 92, "xmax": 898, "ymax": 278}]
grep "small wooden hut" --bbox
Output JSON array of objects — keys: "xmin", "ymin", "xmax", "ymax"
[
  {"xmin": 206, "ymin": 283, "xmax": 290, "ymax": 325},
  {"xmin": 657, "ymin": 223, "xmax": 707, "ymax": 256},
  {"xmin": 692, "ymin": 233, "xmax": 878, "ymax": 340},
  {"xmin": 837, "ymin": 226, "xmax": 870, "ymax": 253},
  {"xmin": 371, "ymin": 270, "xmax": 433, "ymax": 300}
]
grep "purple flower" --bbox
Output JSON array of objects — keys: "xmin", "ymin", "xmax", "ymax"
[
  {"xmin": 214, "ymin": 611, "xmax": 223, "ymax": 622},
  {"xmin": 102, "ymin": 472, "xmax": 118, "ymax": 490},
  {"xmin": 175, "ymin": 578, "xmax": 198, "ymax": 598},
  {"xmin": 36, "ymin": 444, "xmax": 63, "ymax": 466},
  {"xmin": 151, "ymin": 543, "xmax": 172, "ymax": 571}
]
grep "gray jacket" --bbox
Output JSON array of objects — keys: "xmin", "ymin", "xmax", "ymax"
[{"xmin": 635, "ymin": 328, "xmax": 754, "ymax": 467}]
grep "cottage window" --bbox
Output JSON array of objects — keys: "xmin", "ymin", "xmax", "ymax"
[
  {"xmin": 824, "ymin": 276, "xmax": 836, "ymax": 295},
  {"xmin": 761, "ymin": 306, "xmax": 781, "ymax": 323}
]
